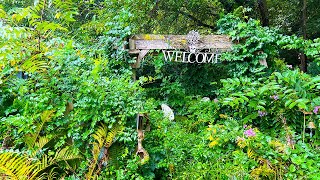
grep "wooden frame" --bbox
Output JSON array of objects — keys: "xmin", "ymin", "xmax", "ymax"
[{"xmin": 128, "ymin": 34, "xmax": 232, "ymax": 68}]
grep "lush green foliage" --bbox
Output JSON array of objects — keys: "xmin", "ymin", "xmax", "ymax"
[
  {"xmin": 0, "ymin": 1, "xmax": 143, "ymax": 178},
  {"xmin": 217, "ymin": 9, "xmax": 320, "ymax": 76},
  {"xmin": 1, "ymin": 0, "xmax": 320, "ymax": 179}
]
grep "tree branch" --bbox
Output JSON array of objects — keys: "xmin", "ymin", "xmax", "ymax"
[
  {"xmin": 178, "ymin": 10, "xmax": 216, "ymax": 30},
  {"xmin": 149, "ymin": 0, "xmax": 160, "ymax": 17}
]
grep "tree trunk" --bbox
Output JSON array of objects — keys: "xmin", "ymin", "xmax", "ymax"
[
  {"xmin": 300, "ymin": 0, "xmax": 307, "ymax": 72},
  {"xmin": 257, "ymin": 0, "xmax": 269, "ymax": 26}
]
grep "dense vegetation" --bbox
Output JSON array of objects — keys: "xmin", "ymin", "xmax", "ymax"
[{"xmin": 0, "ymin": 0, "xmax": 320, "ymax": 179}]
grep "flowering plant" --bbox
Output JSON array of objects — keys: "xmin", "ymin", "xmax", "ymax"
[
  {"xmin": 205, "ymin": 119, "xmax": 320, "ymax": 179},
  {"xmin": 244, "ymin": 128, "xmax": 256, "ymax": 137},
  {"xmin": 313, "ymin": 106, "xmax": 320, "ymax": 114}
]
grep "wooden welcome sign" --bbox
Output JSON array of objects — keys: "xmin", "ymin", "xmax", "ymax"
[{"xmin": 128, "ymin": 31, "xmax": 232, "ymax": 68}]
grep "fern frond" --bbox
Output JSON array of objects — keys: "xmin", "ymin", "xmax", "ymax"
[
  {"xmin": 87, "ymin": 125, "xmax": 108, "ymax": 179},
  {"xmin": 92, "ymin": 124, "xmax": 107, "ymax": 148},
  {"xmin": 108, "ymin": 143, "xmax": 128, "ymax": 169},
  {"xmin": 25, "ymin": 110, "xmax": 55, "ymax": 149},
  {"xmin": 247, "ymin": 148, "xmax": 255, "ymax": 159},
  {"xmin": 47, "ymin": 167, "xmax": 58, "ymax": 180},
  {"xmin": 53, "ymin": 147, "xmax": 82, "ymax": 162},
  {"xmin": 105, "ymin": 125, "xmax": 123, "ymax": 148},
  {"xmin": 40, "ymin": 110, "xmax": 55, "ymax": 123},
  {"xmin": 24, "ymin": 134, "xmax": 36, "ymax": 150},
  {"xmin": 21, "ymin": 54, "xmax": 48, "ymax": 73},
  {"xmin": 34, "ymin": 136, "xmax": 50, "ymax": 150},
  {"xmin": 39, "ymin": 154, "xmax": 49, "ymax": 171},
  {"xmin": 0, "ymin": 152, "xmax": 41, "ymax": 180},
  {"xmin": 31, "ymin": 136, "xmax": 52, "ymax": 157},
  {"xmin": 86, "ymin": 124, "xmax": 123, "ymax": 179},
  {"xmin": 37, "ymin": 147, "xmax": 81, "ymax": 174}
]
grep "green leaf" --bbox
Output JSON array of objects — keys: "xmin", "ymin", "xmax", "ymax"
[
  {"xmin": 289, "ymin": 164, "xmax": 296, "ymax": 172},
  {"xmin": 285, "ymin": 99, "xmax": 293, "ymax": 107},
  {"xmin": 288, "ymin": 101, "xmax": 298, "ymax": 109}
]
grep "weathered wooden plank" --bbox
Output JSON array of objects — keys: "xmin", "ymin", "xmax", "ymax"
[
  {"xmin": 130, "ymin": 50, "xmax": 149, "ymax": 68},
  {"xmin": 129, "ymin": 34, "xmax": 232, "ymax": 50}
]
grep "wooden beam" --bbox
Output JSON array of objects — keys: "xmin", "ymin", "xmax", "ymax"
[
  {"xmin": 130, "ymin": 50, "xmax": 149, "ymax": 68},
  {"xmin": 129, "ymin": 34, "xmax": 232, "ymax": 51}
]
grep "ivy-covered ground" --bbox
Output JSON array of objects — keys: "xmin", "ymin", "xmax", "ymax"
[{"xmin": 1, "ymin": 1, "xmax": 320, "ymax": 179}]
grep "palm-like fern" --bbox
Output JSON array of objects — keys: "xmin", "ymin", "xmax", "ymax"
[
  {"xmin": 0, "ymin": 110, "xmax": 82, "ymax": 179},
  {"xmin": 0, "ymin": 148, "xmax": 81, "ymax": 180},
  {"xmin": 21, "ymin": 54, "xmax": 48, "ymax": 73},
  {"xmin": 38, "ymin": 147, "xmax": 81, "ymax": 173},
  {"xmin": 86, "ymin": 124, "xmax": 123, "ymax": 179},
  {"xmin": 108, "ymin": 143, "xmax": 128, "ymax": 169},
  {"xmin": 0, "ymin": 152, "xmax": 41, "ymax": 180},
  {"xmin": 24, "ymin": 110, "xmax": 55, "ymax": 151},
  {"xmin": 27, "ymin": 111, "xmax": 82, "ymax": 177}
]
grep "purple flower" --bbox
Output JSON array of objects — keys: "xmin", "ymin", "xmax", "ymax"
[
  {"xmin": 313, "ymin": 106, "xmax": 320, "ymax": 114},
  {"xmin": 243, "ymin": 125, "xmax": 248, "ymax": 129},
  {"xmin": 270, "ymin": 95, "xmax": 279, "ymax": 100},
  {"xmin": 244, "ymin": 128, "xmax": 256, "ymax": 137},
  {"xmin": 258, "ymin": 110, "xmax": 267, "ymax": 117}
]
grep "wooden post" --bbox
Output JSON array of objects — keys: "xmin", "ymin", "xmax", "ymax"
[{"xmin": 131, "ymin": 52, "xmax": 149, "ymax": 164}]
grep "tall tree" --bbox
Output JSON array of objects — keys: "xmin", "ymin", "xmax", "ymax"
[
  {"xmin": 300, "ymin": 0, "xmax": 307, "ymax": 72},
  {"xmin": 257, "ymin": 0, "xmax": 269, "ymax": 26}
]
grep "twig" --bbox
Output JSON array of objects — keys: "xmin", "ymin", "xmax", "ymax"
[{"xmin": 177, "ymin": 10, "xmax": 216, "ymax": 30}]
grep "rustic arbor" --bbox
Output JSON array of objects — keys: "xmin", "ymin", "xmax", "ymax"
[{"xmin": 128, "ymin": 32, "xmax": 232, "ymax": 163}]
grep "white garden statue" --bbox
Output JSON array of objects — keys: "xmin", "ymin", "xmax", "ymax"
[{"xmin": 161, "ymin": 104, "xmax": 174, "ymax": 121}]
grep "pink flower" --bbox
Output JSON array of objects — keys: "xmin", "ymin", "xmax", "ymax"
[{"xmin": 244, "ymin": 128, "xmax": 256, "ymax": 137}]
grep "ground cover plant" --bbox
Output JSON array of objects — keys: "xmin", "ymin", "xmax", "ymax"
[{"xmin": 1, "ymin": 1, "xmax": 320, "ymax": 179}]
